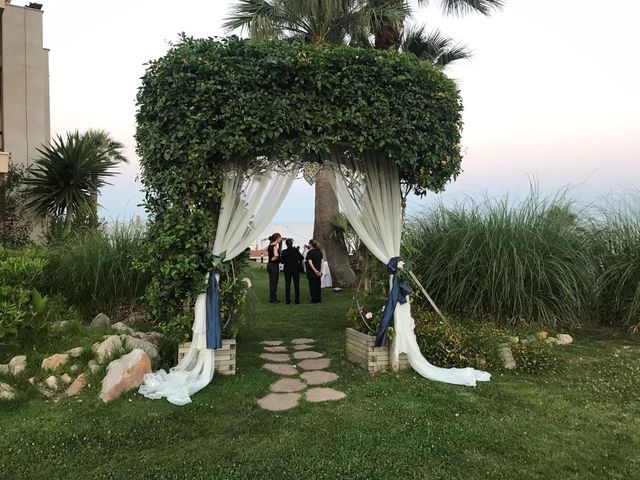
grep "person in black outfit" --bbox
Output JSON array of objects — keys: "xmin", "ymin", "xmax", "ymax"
[
  {"xmin": 266, "ymin": 233, "xmax": 282, "ymax": 303},
  {"xmin": 306, "ymin": 239, "xmax": 323, "ymax": 304},
  {"xmin": 279, "ymin": 238, "xmax": 304, "ymax": 304}
]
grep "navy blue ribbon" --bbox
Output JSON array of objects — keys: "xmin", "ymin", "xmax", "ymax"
[
  {"xmin": 375, "ymin": 257, "xmax": 411, "ymax": 347},
  {"xmin": 205, "ymin": 269, "xmax": 222, "ymax": 350}
]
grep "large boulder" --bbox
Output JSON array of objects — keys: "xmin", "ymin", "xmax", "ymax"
[
  {"xmin": 499, "ymin": 346, "xmax": 517, "ymax": 370},
  {"xmin": 92, "ymin": 335, "xmax": 123, "ymax": 361},
  {"xmin": 0, "ymin": 383, "xmax": 15, "ymax": 401},
  {"xmin": 112, "ymin": 322, "xmax": 134, "ymax": 334},
  {"xmin": 121, "ymin": 335, "xmax": 160, "ymax": 362},
  {"xmin": 65, "ymin": 373, "xmax": 87, "ymax": 397},
  {"xmin": 99, "ymin": 349, "xmax": 151, "ymax": 402},
  {"xmin": 556, "ymin": 334, "xmax": 573, "ymax": 346},
  {"xmin": 41, "ymin": 353, "xmax": 70, "ymax": 371},
  {"xmin": 8, "ymin": 355, "xmax": 27, "ymax": 375},
  {"xmin": 91, "ymin": 313, "xmax": 111, "ymax": 327},
  {"xmin": 66, "ymin": 347, "xmax": 85, "ymax": 358}
]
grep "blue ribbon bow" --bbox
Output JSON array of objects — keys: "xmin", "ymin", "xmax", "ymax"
[
  {"xmin": 205, "ymin": 269, "xmax": 222, "ymax": 350},
  {"xmin": 375, "ymin": 257, "xmax": 412, "ymax": 347}
]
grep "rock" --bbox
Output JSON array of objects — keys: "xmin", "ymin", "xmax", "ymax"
[
  {"xmin": 257, "ymin": 393, "xmax": 300, "ymax": 411},
  {"xmin": 264, "ymin": 346, "xmax": 288, "ymax": 353},
  {"xmin": 41, "ymin": 353, "xmax": 70, "ymax": 371},
  {"xmin": 475, "ymin": 357, "xmax": 488, "ymax": 369},
  {"xmin": 306, "ymin": 387, "xmax": 346, "ymax": 402},
  {"xmin": 99, "ymin": 349, "xmax": 151, "ymax": 402},
  {"xmin": 293, "ymin": 351, "xmax": 323, "ymax": 360},
  {"xmin": 292, "ymin": 344, "xmax": 314, "ymax": 351},
  {"xmin": 92, "ymin": 335, "xmax": 123, "ymax": 361},
  {"xmin": 112, "ymin": 322, "xmax": 134, "ymax": 334},
  {"xmin": 259, "ymin": 353, "xmax": 290, "ymax": 363},
  {"xmin": 261, "ymin": 340, "xmax": 283, "ymax": 346},
  {"xmin": 66, "ymin": 347, "xmax": 85, "ymax": 358},
  {"xmin": 51, "ymin": 320, "xmax": 71, "ymax": 330},
  {"xmin": 499, "ymin": 347, "xmax": 517, "ymax": 370},
  {"xmin": 262, "ymin": 364, "xmax": 297, "ymax": 375},
  {"xmin": 556, "ymin": 334, "xmax": 573, "ymax": 346},
  {"xmin": 291, "ymin": 338, "xmax": 315, "ymax": 345},
  {"xmin": 270, "ymin": 378, "xmax": 306, "ymax": 393},
  {"xmin": 300, "ymin": 370, "xmax": 338, "ymax": 385},
  {"xmin": 121, "ymin": 335, "xmax": 159, "ymax": 362},
  {"xmin": 508, "ymin": 336, "xmax": 519, "ymax": 344},
  {"xmin": 70, "ymin": 364, "xmax": 79, "ymax": 373},
  {"xmin": 298, "ymin": 358, "xmax": 331, "ymax": 371},
  {"xmin": 91, "ymin": 313, "xmax": 111, "ymax": 327},
  {"xmin": 87, "ymin": 360, "xmax": 101, "ymax": 374},
  {"xmin": 28, "ymin": 377, "xmax": 35, "ymax": 385},
  {"xmin": 60, "ymin": 373, "xmax": 72, "ymax": 385},
  {"xmin": 546, "ymin": 337, "xmax": 558, "ymax": 346},
  {"xmin": 0, "ymin": 364, "xmax": 9, "ymax": 374},
  {"xmin": 64, "ymin": 373, "xmax": 87, "ymax": 397},
  {"xmin": 0, "ymin": 382, "xmax": 15, "ymax": 401},
  {"xmin": 132, "ymin": 331, "xmax": 162, "ymax": 344},
  {"xmin": 537, "ymin": 331, "xmax": 549, "ymax": 340},
  {"xmin": 8, "ymin": 355, "xmax": 27, "ymax": 375},
  {"xmin": 45, "ymin": 375, "xmax": 59, "ymax": 390}
]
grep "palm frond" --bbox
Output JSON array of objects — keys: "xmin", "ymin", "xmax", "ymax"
[
  {"xmin": 437, "ymin": 0, "xmax": 504, "ymax": 17},
  {"xmin": 401, "ymin": 26, "xmax": 470, "ymax": 67},
  {"xmin": 223, "ymin": 0, "xmax": 286, "ymax": 39}
]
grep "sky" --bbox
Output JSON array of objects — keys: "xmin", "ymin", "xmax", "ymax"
[{"xmin": 32, "ymin": 0, "xmax": 640, "ymax": 222}]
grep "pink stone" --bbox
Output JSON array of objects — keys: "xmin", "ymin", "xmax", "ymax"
[
  {"xmin": 293, "ymin": 344, "xmax": 313, "ymax": 351},
  {"xmin": 293, "ymin": 351, "xmax": 323, "ymax": 360},
  {"xmin": 298, "ymin": 358, "xmax": 330, "ymax": 370},
  {"xmin": 262, "ymin": 364, "xmax": 298, "ymax": 375},
  {"xmin": 65, "ymin": 373, "xmax": 87, "ymax": 397},
  {"xmin": 264, "ymin": 346, "xmax": 288, "ymax": 353},
  {"xmin": 41, "ymin": 353, "xmax": 70, "ymax": 371},
  {"xmin": 306, "ymin": 387, "xmax": 346, "ymax": 402},
  {"xmin": 257, "ymin": 393, "xmax": 300, "ymax": 411},
  {"xmin": 260, "ymin": 353, "xmax": 290, "ymax": 362},
  {"xmin": 291, "ymin": 338, "xmax": 315, "ymax": 345},
  {"xmin": 99, "ymin": 349, "xmax": 152, "ymax": 402},
  {"xmin": 300, "ymin": 370, "xmax": 338, "ymax": 385},
  {"xmin": 270, "ymin": 378, "xmax": 306, "ymax": 393},
  {"xmin": 261, "ymin": 340, "xmax": 283, "ymax": 346}
]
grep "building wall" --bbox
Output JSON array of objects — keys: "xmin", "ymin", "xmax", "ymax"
[{"xmin": 1, "ymin": 1, "xmax": 50, "ymax": 167}]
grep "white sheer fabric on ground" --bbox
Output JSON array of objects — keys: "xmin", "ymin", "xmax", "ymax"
[
  {"xmin": 329, "ymin": 153, "xmax": 490, "ymax": 386},
  {"xmin": 321, "ymin": 260, "xmax": 332, "ymax": 288},
  {"xmin": 139, "ymin": 169, "xmax": 295, "ymax": 405}
]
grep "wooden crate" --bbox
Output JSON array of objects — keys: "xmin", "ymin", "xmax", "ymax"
[
  {"xmin": 345, "ymin": 328, "xmax": 410, "ymax": 373},
  {"xmin": 177, "ymin": 339, "xmax": 236, "ymax": 375}
]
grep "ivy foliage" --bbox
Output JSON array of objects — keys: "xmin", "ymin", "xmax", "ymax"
[{"xmin": 136, "ymin": 36, "xmax": 463, "ymax": 325}]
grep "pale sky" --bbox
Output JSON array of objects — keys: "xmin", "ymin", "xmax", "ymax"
[{"xmin": 32, "ymin": 0, "xmax": 640, "ymax": 221}]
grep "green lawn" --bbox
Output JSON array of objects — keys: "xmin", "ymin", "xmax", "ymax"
[{"xmin": 1, "ymin": 263, "xmax": 639, "ymax": 479}]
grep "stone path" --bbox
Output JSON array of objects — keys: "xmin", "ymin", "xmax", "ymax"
[{"xmin": 257, "ymin": 337, "xmax": 346, "ymax": 411}]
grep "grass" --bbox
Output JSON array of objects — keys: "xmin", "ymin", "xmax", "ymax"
[{"xmin": 1, "ymin": 263, "xmax": 639, "ymax": 479}]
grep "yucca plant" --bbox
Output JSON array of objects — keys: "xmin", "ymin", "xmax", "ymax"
[{"xmin": 403, "ymin": 188, "xmax": 595, "ymax": 328}]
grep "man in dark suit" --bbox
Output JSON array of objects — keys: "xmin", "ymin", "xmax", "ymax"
[{"xmin": 280, "ymin": 238, "xmax": 304, "ymax": 304}]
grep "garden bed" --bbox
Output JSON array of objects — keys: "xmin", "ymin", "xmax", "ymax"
[
  {"xmin": 178, "ymin": 339, "xmax": 236, "ymax": 375},
  {"xmin": 345, "ymin": 328, "xmax": 410, "ymax": 373}
]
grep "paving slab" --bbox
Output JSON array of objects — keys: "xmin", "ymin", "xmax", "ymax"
[
  {"xmin": 261, "ymin": 340, "xmax": 283, "ymax": 346},
  {"xmin": 293, "ymin": 351, "xmax": 324, "ymax": 360},
  {"xmin": 264, "ymin": 346, "xmax": 288, "ymax": 353},
  {"xmin": 260, "ymin": 353, "xmax": 290, "ymax": 362},
  {"xmin": 306, "ymin": 388, "xmax": 346, "ymax": 403},
  {"xmin": 300, "ymin": 370, "xmax": 338, "ymax": 386},
  {"xmin": 270, "ymin": 378, "xmax": 306, "ymax": 393},
  {"xmin": 293, "ymin": 344, "xmax": 314, "ymax": 351},
  {"xmin": 257, "ymin": 393, "xmax": 300, "ymax": 411},
  {"xmin": 263, "ymin": 364, "xmax": 298, "ymax": 375},
  {"xmin": 291, "ymin": 338, "xmax": 315, "ymax": 345},
  {"xmin": 298, "ymin": 358, "xmax": 331, "ymax": 370}
]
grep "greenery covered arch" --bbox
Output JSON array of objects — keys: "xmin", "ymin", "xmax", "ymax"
[{"xmin": 136, "ymin": 36, "xmax": 463, "ymax": 327}]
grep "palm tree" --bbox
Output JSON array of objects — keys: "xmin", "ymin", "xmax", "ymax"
[{"xmin": 24, "ymin": 130, "xmax": 126, "ymax": 231}]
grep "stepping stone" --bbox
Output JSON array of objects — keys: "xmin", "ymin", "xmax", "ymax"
[
  {"xmin": 261, "ymin": 340, "xmax": 283, "ymax": 346},
  {"xmin": 300, "ymin": 370, "xmax": 338, "ymax": 386},
  {"xmin": 263, "ymin": 364, "xmax": 298, "ymax": 375},
  {"xmin": 270, "ymin": 378, "xmax": 306, "ymax": 393},
  {"xmin": 291, "ymin": 338, "xmax": 315, "ymax": 345},
  {"xmin": 293, "ymin": 344, "xmax": 314, "ymax": 351},
  {"xmin": 260, "ymin": 353, "xmax": 290, "ymax": 362},
  {"xmin": 298, "ymin": 358, "xmax": 330, "ymax": 370},
  {"xmin": 258, "ymin": 393, "xmax": 300, "ymax": 411},
  {"xmin": 293, "ymin": 351, "xmax": 323, "ymax": 360},
  {"xmin": 264, "ymin": 346, "xmax": 288, "ymax": 353},
  {"xmin": 306, "ymin": 388, "xmax": 346, "ymax": 403}
]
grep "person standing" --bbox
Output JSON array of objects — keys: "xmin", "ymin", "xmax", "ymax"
[
  {"xmin": 306, "ymin": 239, "xmax": 323, "ymax": 304},
  {"xmin": 267, "ymin": 233, "xmax": 282, "ymax": 303},
  {"xmin": 280, "ymin": 238, "xmax": 304, "ymax": 304}
]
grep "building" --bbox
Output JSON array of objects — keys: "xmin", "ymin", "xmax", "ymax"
[{"xmin": 0, "ymin": 0, "xmax": 50, "ymax": 172}]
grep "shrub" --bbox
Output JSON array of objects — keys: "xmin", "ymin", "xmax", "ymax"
[
  {"xmin": 404, "ymin": 189, "xmax": 595, "ymax": 329},
  {"xmin": 0, "ymin": 162, "xmax": 32, "ymax": 247},
  {"xmin": 43, "ymin": 226, "xmax": 150, "ymax": 315},
  {"xmin": 510, "ymin": 339, "xmax": 558, "ymax": 373}
]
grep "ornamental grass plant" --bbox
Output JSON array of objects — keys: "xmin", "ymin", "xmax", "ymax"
[{"xmin": 404, "ymin": 188, "xmax": 595, "ymax": 329}]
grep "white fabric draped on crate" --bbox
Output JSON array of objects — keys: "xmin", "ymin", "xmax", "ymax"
[
  {"xmin": 329, "ymin": 153, "xmax": 491, "ymax": 386},
  {"xmin": 139, "ymin": 168, "xmax": 295, "ymax": 405}
]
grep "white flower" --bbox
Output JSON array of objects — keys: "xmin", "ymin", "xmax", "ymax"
[
  {"xmin": 242, "ymin": 277, "xmax": 252, "ymax": 288},
  {"xmin": 365, "ymin": 312, "xmax": 373, "ymax": 319},
  {"xmin": 397, "ymin": 261, "xmax": 405, "ymax": 270}
]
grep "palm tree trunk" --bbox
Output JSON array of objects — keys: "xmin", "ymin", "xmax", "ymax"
[
  {"xmin": 374, "ymin": 24, "xmax": 401, "ymax": 50},
  {"xmin": 313, "ymin": 167, "xmax": 355, "ymax": 287}
]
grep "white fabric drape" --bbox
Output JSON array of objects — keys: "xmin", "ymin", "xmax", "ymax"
[
  {"xmin": 329, "ymin": 153, "xmax": 491, "ymax": 386},
  {"xmin": 321, "ymin": 260, "xmax": 332, "ymax": 288},
  {"xmin": 139, "ymin": 168, "xmax": 295, "ymax": 405}
]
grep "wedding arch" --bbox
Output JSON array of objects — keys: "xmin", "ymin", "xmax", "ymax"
[{"xmin": 136, "ymin": 36, "xmax": 490, "ymax": 405}]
